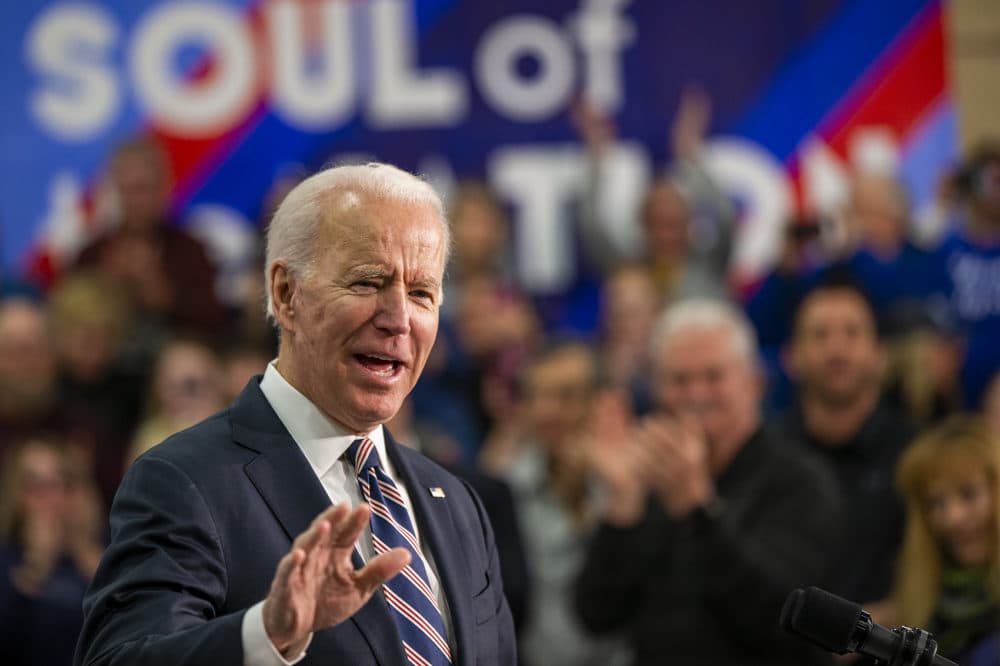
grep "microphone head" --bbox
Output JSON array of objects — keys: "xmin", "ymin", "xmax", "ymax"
[{"xmin": 780, "ymin": 586, "xmax": 864, "ymax": 654}]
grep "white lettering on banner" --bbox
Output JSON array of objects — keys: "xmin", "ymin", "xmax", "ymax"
[
  {"xmin": 700, "ymin": 139, "xmax": 791, "ymax": 280},
  {"xmin": 476, "ymin": 16, "xmax": 576, "ymax": 122},
  {"xmin": 800, "ymin": 135, "xmax": 850, "ymax": 218},
  {"xmin": 26, "ymin": 0, "xmax": 638, "ymax": 137},
  {"xmin": 268, "ymin": 0, "xmax": 355, "ymax": 130},
  {"xmin": 490, "ymin": 146, "xmax": 583, "ymax": 291},
  {"xmin": 26, "ymin": 4, "xmax": 120, "ymax": 141},
  {"xmin": 130, "ymin": 2, "xmax": 256, "ymax": 136},
  {"xmin": 570, "ymin": 0, "xmax": 635, "ymax": 112},
  {"xmin": 488, "ymin": 139, "xmax": 790, "ymax": 291},
  {"xmin": 950, "ymin": 255, "xmax": 1000, "ymax": 321},
  {"xmin": 368, "ymin": 0, "xmax": 467, "ymax": 127},
  {"xmin": 849, "ymin": 127, "xmax": 899, "ymax": 176}
]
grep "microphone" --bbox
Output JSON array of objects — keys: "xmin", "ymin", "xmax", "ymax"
[{"xmin": 780, "ymin": 586, "xmax": 957, "ymax": 666}]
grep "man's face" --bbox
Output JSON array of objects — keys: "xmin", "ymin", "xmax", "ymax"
[
  {"xmin": 277, "ymin": 194, "xmax": 445, "ymax": 434},
  {"xmin": 847, "ymin": 176, "xmax": 905, "ymax": 250},
  {"xmin": 789, "ymin": 290, "xmax": 883, "ymax": 406},
  {"xmin": 111, "ymin": 152, "xmax": 169, "ymax": 232},
  {"xmin": 523, "ymin": 348, "xmax": 595, "ymax": 452},
  {"xmin": 653, "ymin": 326, "xmax": 760, "ymax": 448},
  {"xmin": 642, "ymin": 182, "xmax": 689, "ymax": 260},
  {"xmin": 0, "ymin": 301, "xmax": 56, "ymax": 414},
  {"xmin": 972, "ymin": 159, "xmax": 1000, "ymax": 224}
]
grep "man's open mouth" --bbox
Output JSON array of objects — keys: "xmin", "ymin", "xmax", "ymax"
[{"xmin": 355, "ymin": 354, "xmax": 402, "ymax": 377}]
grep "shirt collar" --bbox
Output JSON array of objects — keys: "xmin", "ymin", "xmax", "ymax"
[{"xmin": 259, "ymin": 361, "xmax": 386, "ymax": 477}]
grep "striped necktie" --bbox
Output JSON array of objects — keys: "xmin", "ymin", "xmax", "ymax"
[{"xmin": 346, "ymin": 438, "xmax": 452, "ymax": 666}]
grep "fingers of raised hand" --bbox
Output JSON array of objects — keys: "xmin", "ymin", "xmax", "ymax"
[
  {"xmin": 327, "ymin": 504, "xmax": 370, "ymax": 549},
  {"xmin": 353, "ymin": 547, "xmax": 411, "ymax": 596}
]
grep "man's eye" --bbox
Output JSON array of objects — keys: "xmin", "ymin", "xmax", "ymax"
[
  {"xmin": 411, "ymin": 290, "xmax": 434, "ymax": 301},
  {"xmin": 353, "ymin": 280, "xmax": 378, "ymax": 290}
]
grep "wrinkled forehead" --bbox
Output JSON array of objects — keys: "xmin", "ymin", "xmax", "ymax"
[
  {"xmin": 658, "ymin": 325, "xmax": 749, "ymax": 372},
  {"xmin": 319, "ymin": 189, "xmax": 446, "ymax": 263}
]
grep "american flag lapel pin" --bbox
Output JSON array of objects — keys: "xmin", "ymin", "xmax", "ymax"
[{"xmin": 429, "ymin": 487, "xmax": 446, "ymax": 498}]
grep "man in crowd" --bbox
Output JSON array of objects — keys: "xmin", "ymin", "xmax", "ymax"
[
  {"xmin": 0, "ymin": 298, "xmax": 59, "ymax": 457},
  {"xmin": 928, "ymin": 143, "xmax": 1000, "ymax": 407},
  {"xmin": 75, "ymin": 136, "xmax": 224, "ymax": 335},
  {"xmin": 577, "ymin": 299, "xmax": 842, "ymax": 665},
  {"xmin": 778, "ymin": 275, "xmax": 916, "ymax": 605},
  {"xmin": 76, "ymin": 163, "xmax": 515, "ymax": 665}
]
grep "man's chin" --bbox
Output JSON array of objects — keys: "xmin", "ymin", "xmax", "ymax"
[
  {"xmin": 337, "ymin": 397, "xmax": 405, "ymax": 433},
  {"xmin": 815, "ymin": 383, "xmax": 867, "ymax": 407}
]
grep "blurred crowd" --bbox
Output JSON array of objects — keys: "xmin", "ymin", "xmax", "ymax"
[{"xmin": 3, "ymin": 90, "xmax": 1000, "ymax": 665}]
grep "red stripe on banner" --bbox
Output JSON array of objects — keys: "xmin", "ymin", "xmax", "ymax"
[
  {"xmin": 147, "ymin": 3, "xmax": 271, "ymax": 208},
  {"xmin": 817, "ymin": 1, "xmax": 947, "ymax": 159},
  {"xmin": 785, "ymin": 0, "xmax": 947, "ymax": 216}
]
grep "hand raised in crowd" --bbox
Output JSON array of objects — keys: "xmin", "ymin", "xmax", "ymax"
[
  {"xmin": 570, "ymin": 97, "xmax": 617, "ymax": 159},
  {"xmin": 262, "ymin": 503, "xmax": 410, "ymax": 659},
  {"xmin": 634, "ymin": 413, "xmax": 715, "ymax": 520},
  {"xmin": 670, "ymin": 85, "xmax": 712, "ymax": 163},
  {"xmin": 585, "ymin": 390, "xmax": 647, "ymax": 526}
]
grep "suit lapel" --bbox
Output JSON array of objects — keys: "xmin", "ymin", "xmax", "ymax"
[
  {"xmin": 387, "ymin": 431, "xmax": 476, "ymax": 664},
  {"xmin": 231, "ymin": 380, "xmax": 405, "ymax": 666}
]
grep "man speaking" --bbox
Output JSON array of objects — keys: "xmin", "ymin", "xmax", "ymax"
[{"xmin": 75, "ymin": 163, "xmax": 516, "ymax": 665}]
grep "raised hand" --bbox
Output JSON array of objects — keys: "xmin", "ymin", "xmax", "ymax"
[
  {"xmin": 570, "ymin": 97, "xmax": 617, "ymax": 158},
  {"xmin": 262, "ymin": 503, "xmax": 410, "ymax": 658},
  {"xmin": 670, "ymin": 85, "xmax": 712, "ymax": 163},
  {"xmin": 635, "ymin": 414, "xmax": 713, "ymax": 520},
  {"xmin": 585, "ymin": 390, "xmax": 647, "ymax": 525}
]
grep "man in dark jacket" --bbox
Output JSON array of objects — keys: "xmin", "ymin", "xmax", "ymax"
[
  {"xmin": 778, "ymin": 276, "xmax": 916, "ymax": 605},
  {"xmin": 577, "ymin": 299, "xmax": 843, "ymax": 665}
]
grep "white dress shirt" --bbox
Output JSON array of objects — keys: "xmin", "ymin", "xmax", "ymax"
[{"xmin": 241, "ymin": 362, "xmax": 453, "ymax": 665}]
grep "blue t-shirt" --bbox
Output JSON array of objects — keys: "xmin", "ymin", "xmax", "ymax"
[{"xmin": 927, "ymin": 231, "xmax": 1000, "ymax": 407}]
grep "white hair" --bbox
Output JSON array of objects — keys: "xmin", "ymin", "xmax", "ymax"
[
  {"xmin": 650, "ymin": 298, "xmax": 759, "ymax": 367},
  {"xmin": 263, "ymin": 162, "xmax": 449, "ymax": 322}
]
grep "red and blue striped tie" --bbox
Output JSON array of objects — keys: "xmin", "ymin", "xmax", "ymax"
[{"xmin": 346, "ymin": 438, "xmax": 452, "ymax": 666}]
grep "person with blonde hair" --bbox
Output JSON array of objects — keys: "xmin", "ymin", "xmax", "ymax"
[{"xmin": 891, "ymin": 416, "xmax": 1000, "ymax": 663}]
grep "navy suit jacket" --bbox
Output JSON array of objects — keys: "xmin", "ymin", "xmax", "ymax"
[{"xmin": 75, "ymin": 379, "xmax": 516, "ymax": 665}]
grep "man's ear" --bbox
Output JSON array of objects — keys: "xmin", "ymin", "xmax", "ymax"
[{"xmin": 269, "ymin": 260, "xmax": 297, "ymax": 332}]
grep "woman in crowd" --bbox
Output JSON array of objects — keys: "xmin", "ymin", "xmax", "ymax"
[
  {"xmin": 486, "ymin": 341, "xmax": 630, "ymax": 666},
  {"xmin": 891, "ymin": 416, "xmax": 1000, "ymax": 664},
  {"xmin": 0, "ymin": 437, "xmax": 104, "ymax": 665},
  {"xmin": 128, "ymin": 337, "xmax": 226, "ymax": 463}
]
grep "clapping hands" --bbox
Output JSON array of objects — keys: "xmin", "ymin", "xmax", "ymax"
[{"xmin": 587, "ymin": 393, "xmax": 715, "ymax": 525}]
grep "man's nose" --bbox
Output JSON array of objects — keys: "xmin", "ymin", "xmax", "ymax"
[
  {"xmin": 685, "ymin": 377, "xmax": 712, "ymax": 405},
  {"xmin": 373, "ymin": 285, "xmax": 411, "ymax": 335}
]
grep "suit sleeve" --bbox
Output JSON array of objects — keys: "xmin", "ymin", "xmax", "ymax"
[
  {"xmin": 461, "ymin": 480, "xmax": 518, "ymax": 665},
  {"xmin": 75, "ymin": 454, "xmax": 244, "ymax": 666}
]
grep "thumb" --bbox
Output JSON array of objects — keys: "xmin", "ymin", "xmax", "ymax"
[{"xmin": 354, "ymin": 547, "xmax": 411, "ymax": 595}]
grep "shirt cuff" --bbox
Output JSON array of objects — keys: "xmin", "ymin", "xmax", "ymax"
[{"xmin": 241, "ymin": 600, "xmax": 313, "ymax": 666}]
